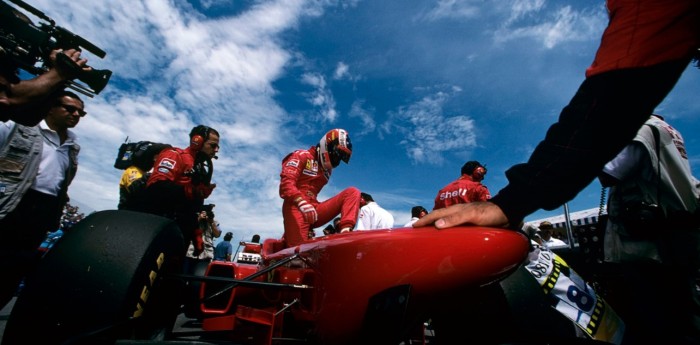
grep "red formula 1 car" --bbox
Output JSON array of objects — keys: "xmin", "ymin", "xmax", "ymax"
[{"xmin": 1, "ymin": 210, "xmax": 623, "ymax": 345}]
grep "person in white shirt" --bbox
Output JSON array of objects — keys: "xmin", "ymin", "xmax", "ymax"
[
  {"xmin": 403, "ymin": 205, "xmax": 427, "ymax": 227},
  {"xmin": 537, "ymin": 221, "xmax": 567, "ymax": 249},
  {"xmin": 355, "ymin": 192, "xmax": 394, "ymax": 230},
  {"xmin": 0, "ymin": 89, "xmax": 84, "ymax": 311},
  {"xmin": 598, "ymin": 114, "xmax": 700, "ymax": 343}
]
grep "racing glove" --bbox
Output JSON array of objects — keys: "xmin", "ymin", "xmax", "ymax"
[{"xmin": 296, "ymin": 198, "xmax": 318, "ymax": 225}]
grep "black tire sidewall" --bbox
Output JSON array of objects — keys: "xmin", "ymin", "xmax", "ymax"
[{"xmin": 3, "ymin": 210, "xmax": 185, "ymax": 345}]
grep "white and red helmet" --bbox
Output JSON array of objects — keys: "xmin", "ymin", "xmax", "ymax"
[{"xmin": 318, "ymin": 128, "xmax": 352, "ymax": 170}]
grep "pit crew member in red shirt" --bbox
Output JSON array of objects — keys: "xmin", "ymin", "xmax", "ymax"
[
  {"xmin": 279, "ymin": 128, "xmax": 361, "ymax": 247},
  {"xmin": 141, "ymin": 125, "xmax": 219, "ymax": 252},
  {"xmin": 433, "ymin": 160, "xmax": 491, "ymax": 210}
]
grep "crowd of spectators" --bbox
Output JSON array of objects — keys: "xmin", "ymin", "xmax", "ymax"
[{"xmin": 59, "ymin": 203, "xmax": 86, "ymax": 231}]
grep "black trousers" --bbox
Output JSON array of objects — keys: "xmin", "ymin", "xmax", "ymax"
[
  {"xmin": 0, "ymin": 189, "xmax": 62, "ymax": 310},
  {"xmin": 600, "ymin": 228, "xmax": 700, "ymax": 345}
]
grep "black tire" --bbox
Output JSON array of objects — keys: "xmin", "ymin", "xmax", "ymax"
[
  {"xmin": 430, "ymin": 266, "xmax": 598, "ymax": 344},
  {"xmin": 2, "ymin": 210, "xmax": 186, "ymax": 345}
]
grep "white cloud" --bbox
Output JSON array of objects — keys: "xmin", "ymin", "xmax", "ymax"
[
  {"xmin": 198, "ymin": 0, "xmax": 234, "ymax": 10},
  {"xmin": 333, "ymin": 62, "xmax": 350, "ymax": 80},
  {"xmin": 384, "ymin": 90, "xmax": 476, "ymax": 164},
  {"xmin": 506, "ymin": 0, "xmax": 546, "ymax": 25},
  {"xmin": 22, "ymin": 0, "xmax": 338, "ymax": 241},
  {"xmin": 423, "ymin": 0, "xmax": 481, "ymax": 21},
  {"xmin": 493, "ymin": 4, "xmax": 606, "ymax": 49},
  {"xmin": 301, "ymin": 72, "xmax": 338, "ymax": 122},
  {"xmin": 348, "ymin": 100, "xmax": 376, "ymax": 135}
]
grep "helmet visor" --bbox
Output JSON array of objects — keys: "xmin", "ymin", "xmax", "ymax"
[
  {"xmin": 337, "ymin": 136, "xmax": 352, "ymax": 164},
  {"xmin": 324, "ymin": 129, "xmax": 352, "ymax": 168}
]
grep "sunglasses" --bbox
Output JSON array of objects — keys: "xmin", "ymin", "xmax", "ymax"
[{"xmin": 58, "ymin": 103, "xmax": 87, "ymax": 117}]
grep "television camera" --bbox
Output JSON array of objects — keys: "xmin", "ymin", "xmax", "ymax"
[{"xmin": 0, "ymin": 0, "xmax": 112, "ymax": 97}]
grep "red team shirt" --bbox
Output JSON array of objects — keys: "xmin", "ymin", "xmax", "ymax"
[
  {"xmin": 148, "ymin": 147, "xmax": 201, "ymax": 200},
  {"xmin": 433, "ymin": 176, "xmax": 491, "ymax": 210}
]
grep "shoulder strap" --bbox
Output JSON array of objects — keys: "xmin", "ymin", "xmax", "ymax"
[{"xmin": 646, "ymin": 124, "xmax": 662, "ymax": 205}]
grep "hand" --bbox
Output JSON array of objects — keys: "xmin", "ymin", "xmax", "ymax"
[
  {"xmin": 195, "ymin": 183, "xmax": 216, "ymax": 199},
  {"xmin": 49, "ymin": 49, "xmax": 92, "ymax": 80},
  {"xmin": 296, "ymin": 199, "xmax": 318, "ymax": 225},
  {"xmin": 412, "ymin": 201, "xmax": 510, "ymax": 229},
  {"xmin": 49, "ymin": 49, "xmax": 91, "ymax": 81}
]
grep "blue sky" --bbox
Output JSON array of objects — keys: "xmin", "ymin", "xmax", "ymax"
[{"xmin": 20, "ymin": 0, "xmax": 700, "ymax": 244}]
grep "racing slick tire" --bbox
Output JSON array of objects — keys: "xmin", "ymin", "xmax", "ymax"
[
  {"xmin": 429, "ymin": 266, "xmax": 599, "ymax": 344},
  {"xmin": 2, "ymin": 210, "xmax": 186, "ymax": 345}
]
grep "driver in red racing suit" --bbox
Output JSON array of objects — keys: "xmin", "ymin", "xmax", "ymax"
[
  {"xmin": 279, "ymin": 128, "xmax": 361, "ymax": 247},
  {"xmin": 141, "ymin": 125, "xmax": 219, "ymax": 253}
]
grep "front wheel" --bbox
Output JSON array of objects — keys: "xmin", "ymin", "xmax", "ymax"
[{"xmin": 2, "ymin": 210, "xmax": 186, "ymax": 345}]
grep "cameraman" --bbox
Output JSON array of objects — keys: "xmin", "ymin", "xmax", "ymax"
[
  {"xmin": 182, "ymin": 204, "xmax": 220, "ymax": 319},
  {"xmin": 186, "ymin": 205, "xmax": 221, "ymax": 259},
  {"xmin": 1, "ymin": 48, "xmax": 90, "ymax": 125},
  {"xmin": 0, "ymin": 88, "xmax": 86, "ymax": 311}
]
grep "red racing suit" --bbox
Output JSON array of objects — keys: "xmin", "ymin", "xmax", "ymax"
[
  {"xmin": 144, "ymin": 146, "xmax": 214, "ymax": 250},
  {"xmin": 433, "ymin": 175, "xmax": 491, "ymax": 210},
  {"xmin": 279, "ymin": 145, "xmax": 360, "ymax": 247},
  {"xmin": 148, "ymin": 146, "xmax": 212, "ymax": 200}
]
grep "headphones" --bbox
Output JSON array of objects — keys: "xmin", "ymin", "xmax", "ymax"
[{"xmin": 189, "ymin": 125, "xmax": 210, "ymax": 152}]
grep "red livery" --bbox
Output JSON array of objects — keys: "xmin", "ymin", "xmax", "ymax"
[{"xmin": 2, "ymin": 210, "xmax": 616, "ymax": 345}]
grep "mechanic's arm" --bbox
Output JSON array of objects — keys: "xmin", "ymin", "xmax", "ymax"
[
  {"xmin": 414, "ymin": 201, "xmax": 510, "ymax": 229},
  {"xmin": 417, "ymin": 69, "xmax": 661, "ymax": 230}
]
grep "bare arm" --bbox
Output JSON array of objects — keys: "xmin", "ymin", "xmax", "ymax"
[
  {"xmin": 7, "ymin": 49, "xmax": 90, "ymax": 125},
  {"xmin": 413, "ymin": 201, "xmax": 510, "ymax": 229},
  {"xmin": 12, "ymin": 49, "xmax": 88, "ymax": 102}
]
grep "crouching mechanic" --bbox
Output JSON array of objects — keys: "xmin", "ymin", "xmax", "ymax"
[
  {"xmin": 279, "ymin": 128, "xmax": 361, "ymax": 247},
  {"xmin": 140, "ymin": 125, "xmax": 219, "ymax": 252}
]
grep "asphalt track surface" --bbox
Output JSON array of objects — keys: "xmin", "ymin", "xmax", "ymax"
[
  {"xmin": 0, "ymin": 298, "xmax": 12, "ymax": 340},
  {"xmin": 0, "ymin": 297, "xmax": 435, "ymax": 344},
  {"xmin": 0, "ymin": 297, "xmax": 224, "ymax": 345}
]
